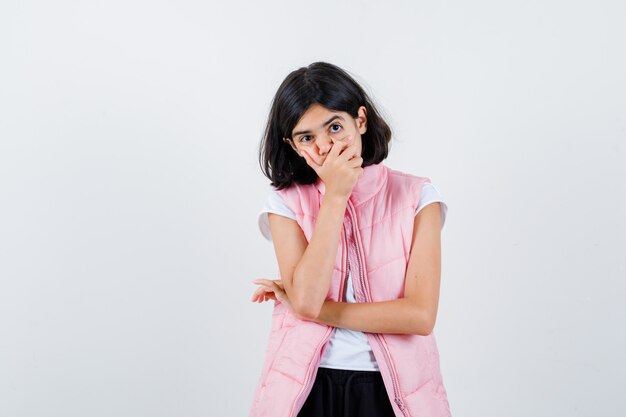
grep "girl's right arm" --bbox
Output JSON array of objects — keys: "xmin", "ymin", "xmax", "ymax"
[
  {"xmin": 268, "ymin": 137, "xmax": 363, "ymax": 320},
  {"xmin": 268, "ymin": 193, "xmax": 347, "ymax": 319}
]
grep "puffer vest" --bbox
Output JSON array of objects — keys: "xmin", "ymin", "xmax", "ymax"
[{"xmin": 249, "ymin": 162, "xmax": 452, "ymax": 417}]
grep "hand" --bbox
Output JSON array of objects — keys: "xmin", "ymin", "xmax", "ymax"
[
  {"xmin": 250, "ymin": 279, "xmax": 281, "ymax": 303},
  {"xmin": 251, "ymin": 278, "xmax": 296, "ymax": 316},
  {"xmin": 298, "ymin": 135, "xmax": 364, "ymax": 199}
]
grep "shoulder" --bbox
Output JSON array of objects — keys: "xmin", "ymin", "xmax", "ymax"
[
  {"xmin": 257, "ymin": 185, "xmax": 298, "ymax": 241},
  {"xmin": 385, "ymin": 166, "xmax": 432, "ymax": 189},
  {"xmin": 415, "ymin": 182, "xmax": 448, "ymax": 230},
  {"xmin": 382, "ymin": 166, "xmax": 433, "ymax": 204},
  {"xmin": 263, "ymin": 185, "xmax": 298, "ymax": 215},
  {"xmin": 273, "ymin": 181, "xmax": 322, "ymax": 220},
  {"xmin": 383, "ymin": 165, "xmax": 448, "ymax": 229}
]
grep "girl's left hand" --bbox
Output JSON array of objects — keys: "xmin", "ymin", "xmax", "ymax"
[{"xmin": 251, "ymin": 278, "xmax": 296, "ymax": 316}]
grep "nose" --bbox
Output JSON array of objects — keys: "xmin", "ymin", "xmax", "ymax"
[{"xmin": 316, "ymin": 135, "xmax": 335, "ymax": 156}]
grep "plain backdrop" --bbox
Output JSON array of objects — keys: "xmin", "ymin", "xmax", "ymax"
[{"xmin": 1, "ymin": 1, "xmax": 625, "ymax": 416}]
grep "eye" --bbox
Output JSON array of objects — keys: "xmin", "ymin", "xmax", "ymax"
[{"xmin": 298, "ymin": 123, "xmax": 342, "ymax": 143}]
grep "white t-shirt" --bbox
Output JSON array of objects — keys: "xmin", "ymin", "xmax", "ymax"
[{"xmin": 257, "ymin": 182, "xmax": 448, "ymax": 371}]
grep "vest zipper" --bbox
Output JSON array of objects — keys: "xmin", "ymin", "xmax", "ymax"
[
  {"xmin": 340, "ymin": 222, "xmax": 349, "ymax": 303},
  {"xmin": 288, "ymin": 226, "xmax": 349, "ymax": 417},
  {"xmin": 346, "ymin": 201, "xmax": 410, "ymax": 417}
]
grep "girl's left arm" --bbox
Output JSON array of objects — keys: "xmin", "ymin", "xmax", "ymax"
[{"xmin": 314, "ymin": 202, "xmax": 442, "ymax": 336}]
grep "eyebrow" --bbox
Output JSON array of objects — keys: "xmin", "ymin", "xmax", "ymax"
[{"xmin": 292, "ymin": 115, "xmax": 345, "ymax": 137}]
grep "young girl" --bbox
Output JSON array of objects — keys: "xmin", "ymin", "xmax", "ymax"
[{"xmin": 249, "ymin": 62, "xmax": 452, "ymax": 417}]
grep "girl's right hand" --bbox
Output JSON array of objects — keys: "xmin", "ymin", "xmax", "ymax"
[{"xmin": 299, "ymin": 135, "xmax": 364, "ymax": 200}]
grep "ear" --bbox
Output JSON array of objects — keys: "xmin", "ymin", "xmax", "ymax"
[{"xmin": 356, "ymin": 106, "xmax": 368, "ymax": 134}]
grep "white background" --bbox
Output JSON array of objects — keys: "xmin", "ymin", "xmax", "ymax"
[{"xmin": 1, "ymin": 1, "xmax": 624, "ymax": 416}]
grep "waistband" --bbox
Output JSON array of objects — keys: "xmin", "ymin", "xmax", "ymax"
[
  {"xmin": 314, "ymin": 367, "xmax": 387, "ymax": 416},
  {"xmin": 316, "ymin": 366, "xmax": 384, "ymax": 386}
]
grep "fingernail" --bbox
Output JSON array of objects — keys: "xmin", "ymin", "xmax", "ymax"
[{"xmin": 346, "ymin": 136, "xmax": 353, "ymax": 141}]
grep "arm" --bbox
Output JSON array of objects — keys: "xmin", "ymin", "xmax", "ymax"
[
  {"xmin": 313, "ymin": 202, "xmax": 443, "ymax": 335},
  {"xmin": 267, "ymin": 193, "xmax": 348, "ymax": 319}
]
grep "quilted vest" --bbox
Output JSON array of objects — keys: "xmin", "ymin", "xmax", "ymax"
[{"xmin": 249, "ymin": 161, "xmax": 452, "ymax": 417}]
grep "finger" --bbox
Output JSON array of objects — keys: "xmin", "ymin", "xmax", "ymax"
[
  {"xmin": 266, "ymin": 283, "xmax": 282, "ymax": 294},
  {"xmin": 346, "ymin": 155, "xmax": 364, "ymax": 168},
  {"xmin": 252, "ymin": 279, "xmax": 276, "ymax": 286},
  {"xmin": 252, "ymin": 286, "xmax": 271, "ymax": 302},
  {"xmin": 299, "ymin": 148, "xmax": 321, "ymax": 172},
  {"xmin": 251, "ymin": 287, "xmax": 264, "ymax": 301},
  {"xmin": 328, "ymin": 135, "xmax": 353, "ymax": 160},
  {"xmin": 337, "ymin": 142, "xmax": 359, "ymax": 163},
  {"xmin": 263, "ymin": 288, "xmax": 276, "ymax": 299},
  {"xmin": 261, "ymin": 284, "xmax": 285, "ymax": 303},
  {"xmin": 259, "ymin": 290, "xmax": 273, "ymax": 303},
  {"xmin": 255, "ymin": 279, "xmax": 282, "ymax": 290},
  {"xmin": 255, "ymin": 282, "xmax": 280, "ymax": 295},
  {"xmin": 252, "ymin": 285, "xmax": 269, "ymax": 295}
]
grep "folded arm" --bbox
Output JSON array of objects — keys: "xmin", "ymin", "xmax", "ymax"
[
  {"xmin": 313, "ymin": 202, "xmax": 443, "ymax": 336},
  {"xmin": 268, "ymin": 194, "xmax": 348, "ymax": 319}
]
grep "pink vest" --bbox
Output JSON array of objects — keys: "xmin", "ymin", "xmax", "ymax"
[{"xmin": 250, "ymin": 162, "xmax": 452, "ymax": 417}]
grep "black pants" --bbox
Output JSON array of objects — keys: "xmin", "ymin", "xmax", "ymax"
[{"xmin": 297, "ymin": 367, "xmax": 396, "ymax": 417}]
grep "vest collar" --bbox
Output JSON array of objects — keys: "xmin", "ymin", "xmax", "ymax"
[{"xmin": 314, "ymin": 162, "xmax": 387, "ymax": 206}]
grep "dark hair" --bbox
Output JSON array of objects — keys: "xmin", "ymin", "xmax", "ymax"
[{"xmin": 258, "ymin": 62, "xmax": 392, "ymax": 190}]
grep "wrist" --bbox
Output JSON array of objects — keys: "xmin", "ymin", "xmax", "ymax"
[{"xmin": 322, "ymin": 191, "xmax": 349, "ymax": 206}]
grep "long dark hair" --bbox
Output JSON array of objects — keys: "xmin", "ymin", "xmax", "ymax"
[{"xmin": 258, "ymin": 62, "xmax": 392, "ymax": 190}]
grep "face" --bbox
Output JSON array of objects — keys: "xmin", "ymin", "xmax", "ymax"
[{"xmin": 283, "ymin": 103, "xmax": 367, "ymax": 166}]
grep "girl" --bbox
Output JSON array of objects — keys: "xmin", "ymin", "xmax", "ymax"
[{"xmin": 250, "ymin": 62, "xmax": 452, "ymax": 417}]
